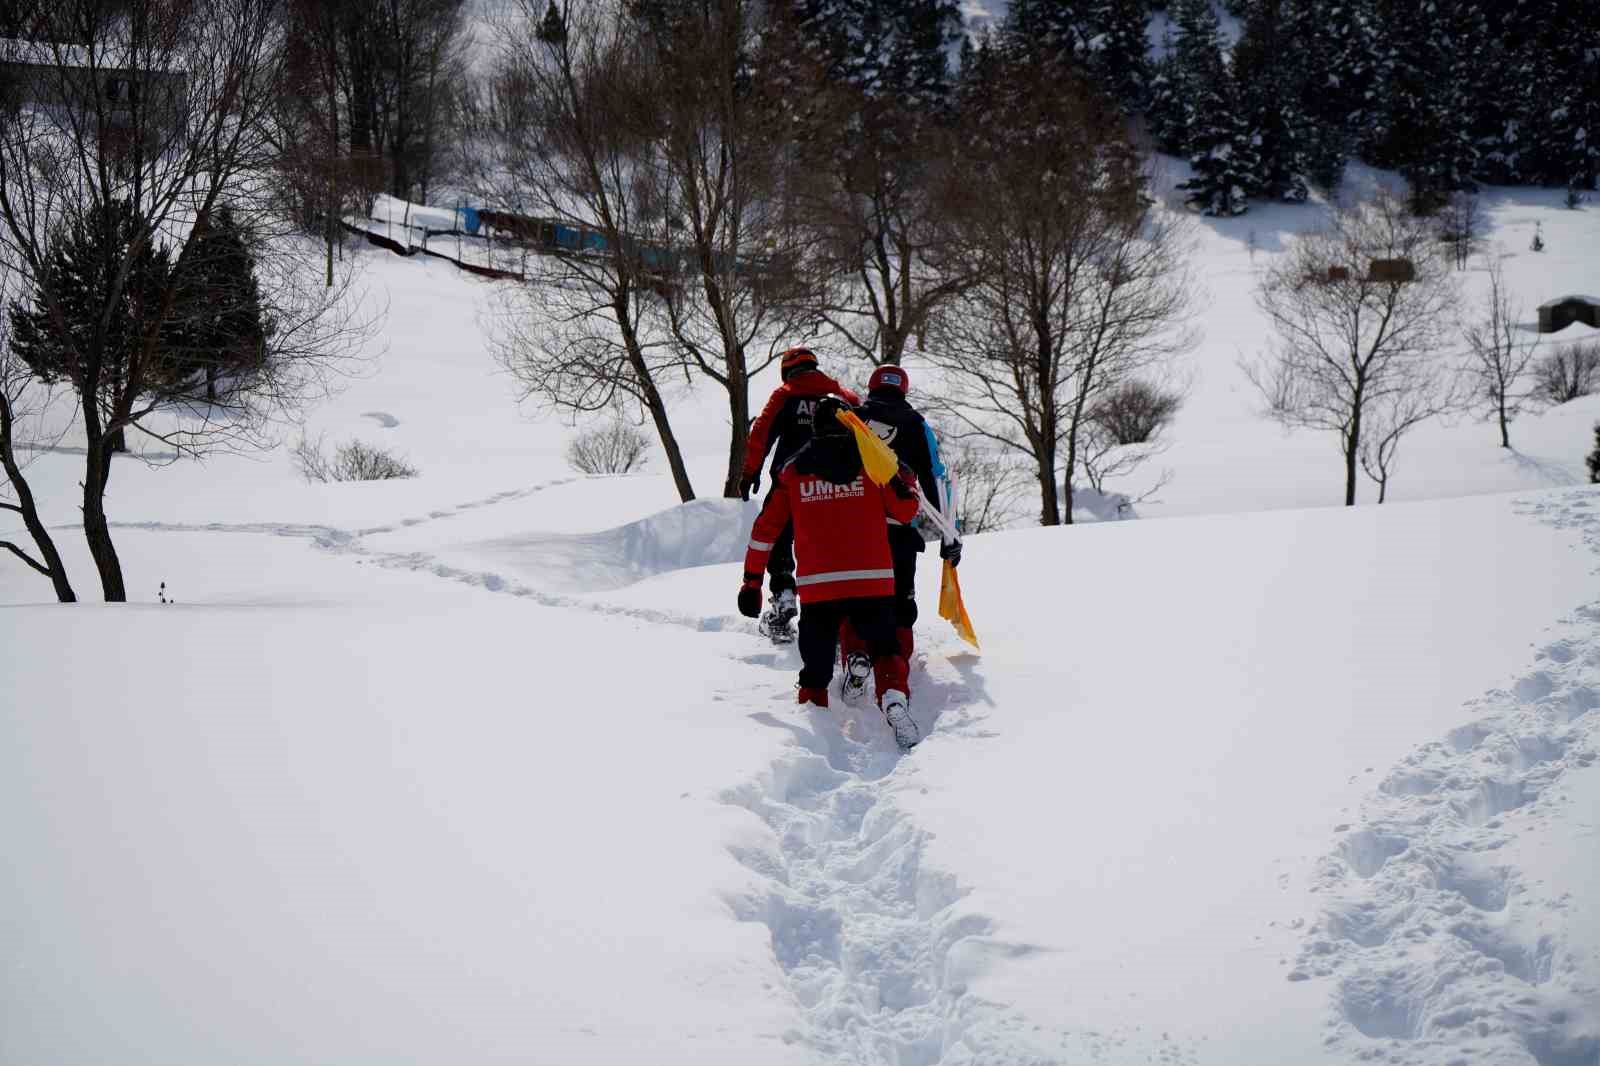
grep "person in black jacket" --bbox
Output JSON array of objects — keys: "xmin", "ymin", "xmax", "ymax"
[
  {"xmin": 739, "ymin": 347, "xmax": 860, "ymax": 641},
  {"xmin": 839, "ymin": 364, "xmax": 960, "ymax": 703}
]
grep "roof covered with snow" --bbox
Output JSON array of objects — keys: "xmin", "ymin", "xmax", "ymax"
[{"xmin": 1538, "ymin": 294, "xmax": 1600, "ymax": 309}]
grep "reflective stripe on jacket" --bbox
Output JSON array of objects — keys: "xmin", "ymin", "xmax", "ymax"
[{"xmin": 743, "ymin": 462, "xmax": 918, "ymax": 603}]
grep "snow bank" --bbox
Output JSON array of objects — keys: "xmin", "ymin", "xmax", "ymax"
[{"xmin": 364, "ymin": 496, "xmax": 759, "ymax": 594}]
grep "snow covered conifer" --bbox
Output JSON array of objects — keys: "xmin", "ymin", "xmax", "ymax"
[
  {"xmin": 1087, "ymin": 0, "xmax": 1153, "ymax": 111},
  {"xmin": 1233, "ymin": 0, "xmax": 1309, "ymax": 202},
  {"xmin": 9, "ymin": 201, "xmax": 177, "ymax": 453},
  {"xmin": 1144, "ymin": 41, "xmax": 1188, "ymax": 155},
  {"xmin": 172, "ymin": 206, "xmax": 268, "ymax": 404},
  {"xmin": 1170, "ymin": 0, "xmax": 1255, "ymax": 215}
]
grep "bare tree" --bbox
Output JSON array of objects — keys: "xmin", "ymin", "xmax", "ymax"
[
  {"xmin": 481, "ymin": 0, "xmax": 695, "ymax": 501},
  {"xmin": 1246, "ymin": 186, "xmax": 1459, "ymax": 506},
  {"xmin": 1462, "ymin": 258, "xmax": 1538, "ymax": 448},
  {"xmin": 789, "ymin": 126, "xmax": 974, "ymax": 368},
  {"xmin": 377, "ymin": 0, "xmax": 468, "ymax": 202},
  {"xmin": 0, "ymin": 0, "xmax": 371, "ymax": 600},
  {"xmin": 765, "ymin": 16, "xmax": 976, "ymax": 372},
  {"xmin": 0, "ymin": 263, "xmax": 75, "ymax": 601},
  {"xmin": 927, "ymin": 61, "xmax": 1194, "ymax": 526},
  {"xmin": 1436, "ymin": 191, "xmax": 1483, "ymax": 270},
  {"xmin": 1357, "ymin": 366, "xmax": 1459, "ymax": 503},
  {"xmin": 626, "ymin": 0, "xmax": 818, "ymax": 498},
  {"xmin": 1532, "ymin": 341, "xmax": 1600, "ymax": 406}
]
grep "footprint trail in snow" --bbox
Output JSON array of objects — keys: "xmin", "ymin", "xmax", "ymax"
[
  {"xmin": 1296, "ymin": 488, "xmax": 1600, "ymax": 1066},
  {"xmin": 718, "ymin": 648, "xmax": 1055, "ymax": 1066}
]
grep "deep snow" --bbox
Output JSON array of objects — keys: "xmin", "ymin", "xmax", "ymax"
[{"xmin": 4, "ymin": 176, "xmax": 1600, "ymax": 1065}]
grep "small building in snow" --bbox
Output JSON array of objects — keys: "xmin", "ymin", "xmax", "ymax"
[{"xmin": 1538, "ymin": 295, "xmax": 1600, "ymax": 334}]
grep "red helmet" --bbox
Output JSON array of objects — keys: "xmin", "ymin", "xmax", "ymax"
[
  {"xmin": 780, "ymin": 346, "xmax": 818, "ymax": 380},
  {"xmin": 868, "ymin": 365, "xmax": 910, "ymax": 395}
]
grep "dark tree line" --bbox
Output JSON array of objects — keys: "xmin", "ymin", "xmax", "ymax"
[{"xmin": 1043, "ymin": 0, "xmax": 1600, "ymax": 213}]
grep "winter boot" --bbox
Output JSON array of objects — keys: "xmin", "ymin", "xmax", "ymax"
[
  {"xmin": 760, "ymin": 589, "xmax": 798, "ymax": 643},
  {"xmin": 840, "ymin": 651, "xmax": 873, "ymax": 705},
  {"xmin": 880, "ymin": 689, "xmax": 920, "ymax": 750},
  {"xmin": 797, "ymin": 685, "xmax": 830, "ymax": 709}
]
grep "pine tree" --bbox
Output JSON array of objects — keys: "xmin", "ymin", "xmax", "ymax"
[
  {"xmin": 1087, "ymin": 0, "xmax": 1153, "ymax": 111},
  {"xmin": 1233, "ymin": 0, "xmax": 1309, "ymax": 201},
  {"xmin": 172, "ymin": 205, "xmax": 267, "ymax": 403},
  {"xmin": 536, "ymin": 0, "xmax": 565, "ymax": 44},
  {"xmin": 1145, "ymin": 32, "xmax": 1187, "ymax": 154},
  {"xmin": 1170, "ymin": 0, "xmax": 1255, "ymax": 214},
  {"xmin": 1366, "ymin": 0, "xmax": 1482, "ymax": 211},
  {"xmin": 1004, "ymin": 0, "xmax": 1091, "ymax": 60},
  {"xmin": 788, "ymin": 0, "xmax": 962, "ymax": 109},
  {"xmin": 9, "ymin": 199, "xmax": 178, "ymax": 451},
  {"xmin": 1283, "ymin": 0, "xmax": 1374, "ymax": 190}
]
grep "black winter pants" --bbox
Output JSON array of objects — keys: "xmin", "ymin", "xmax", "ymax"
[
  {"xmin": 887, "ymin": 524, "xmax": 926, "ymax": 628},
  {"xmin": 798, "ymin": 597, "xmax": 901, "ymax": 690}
]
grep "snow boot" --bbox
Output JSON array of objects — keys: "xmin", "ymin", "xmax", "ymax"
[
  {"xmin": 840, "ymin": 651, "xmax": 873, "ymax": 705},
  {"xmin": 760, "ymin": 589, "xmax": 798, "ymax": 644},
  {"xmin": 797, "ymin": 685, "xmax": 830, "ymax": 709},
  {"xmin": 880, "ymin": 690, "xmax": 919, "ymax": 750}
]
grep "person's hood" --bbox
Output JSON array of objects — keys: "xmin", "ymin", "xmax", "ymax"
[{"xmin": 792, "ymin": 435, "xmax": 862, "ymax": 486}]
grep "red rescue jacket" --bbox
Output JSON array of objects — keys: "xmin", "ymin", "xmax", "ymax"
[
  {"xmin": 744, "ymin": 451, "xmax": 919, "ymax": 603},
  {"xmin": 742, "ymin": 370, "xmax": 861, "ymax": 480}
]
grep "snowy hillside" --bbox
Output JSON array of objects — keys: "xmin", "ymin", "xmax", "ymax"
[{"xmin": 4, "ymin": 181, "xmax": 1600, "ymax": 1065}]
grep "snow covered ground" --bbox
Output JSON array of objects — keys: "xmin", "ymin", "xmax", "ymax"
[{"xmin": 4, "ymin": 180, "xmax": 1600, "ymax": 1065}]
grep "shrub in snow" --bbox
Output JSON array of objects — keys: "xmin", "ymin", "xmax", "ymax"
[
  {"xmin": 1435, "ymin": 193, "xmax": 1482, "ymax": 270},
  {"xmin": 567, "ymin": 420, "xmax": 650, "ymax": 475},
  {"xmin": 293, "ymin": 435, "xmax": 418, "ymax": 482},
  {"xmin": 1533, "ymin": 343, "xmax": 1600, "ymax": 406},
  {"xmin": 1589, "ymin": 425, "xmax": 1600, "ymax": 484},
  {"xmin": 1088, "ymin": 380, "xmax": 1183, "ymax": 445}
]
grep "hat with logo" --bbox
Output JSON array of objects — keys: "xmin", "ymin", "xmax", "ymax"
[{"xmin": 867, "ymin": 365, "xmax": 910, "ymax": 395}]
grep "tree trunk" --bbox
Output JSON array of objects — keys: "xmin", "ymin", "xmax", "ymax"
[
  {"xmin": 1498, "ymin": 400, "xmax": 1511, "ymax": 448},
  {"xmin": 1343, "ymin": 399, "xmax": 1362, "ymax": 506},
  {"xmin": 1036, "ymin": 439, "xmax": 1060, "ymax": 526},
  {"xmin": 82, "ymin": 438, "xmax": 127, "ymax": 601},
  {"xmin": 619, "ymin": 308, "xmax": 695, "ymax": 503},
  {"xmin": 206, "ymin": 365, "xmax": 218, "ymax": 402},
  {"xmin": 0, "ymin": 396, "xmax": 76, "ymax": 602},
  {"xmin": 641, "ymin": 373, "xmax": 696, "ymax": 503},
  {"xmin": 1343, "ymin": 435, "xmax": 1359, "ymax": 506},
  {"xmin": 723, "ymin": 357, "xmax": 749, "ymax": 498}
]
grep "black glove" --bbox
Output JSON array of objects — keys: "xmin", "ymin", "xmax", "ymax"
[
  {"xmin": 739, "ymin": 473, "xmax": 759, "ymax": 502},
  {"xmin": 737, "ymin": 583, "xmax": 762, "ymax": 618},
  {"xmin": 940, "ymin": 539, "xmax": 963, "ymax": 568},
  {"xmin": 889, "ymin": 474, "xmax": 916, "ymax": 501}
]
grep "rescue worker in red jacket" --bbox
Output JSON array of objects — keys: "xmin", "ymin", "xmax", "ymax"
[
  {"xmin": 737, "ymin": 395, "xmax": 923, "ymax": 749},
  {"xmin": 739, "ymin": 347, "xmax": 861, "ymax": 641}
]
